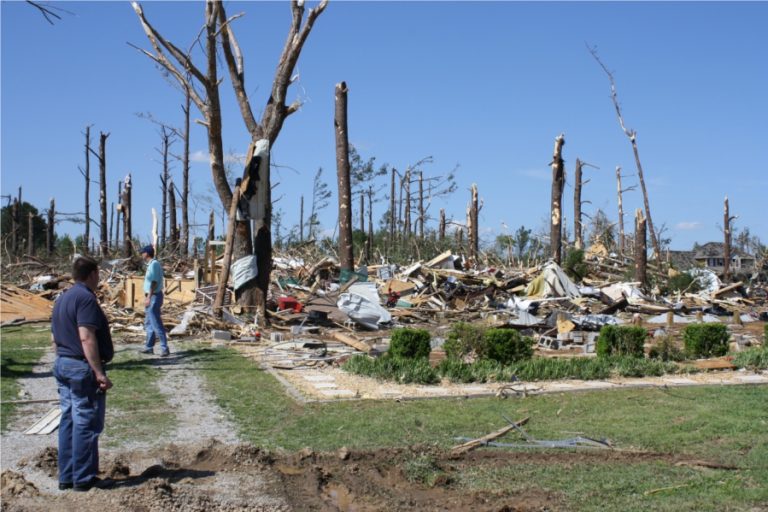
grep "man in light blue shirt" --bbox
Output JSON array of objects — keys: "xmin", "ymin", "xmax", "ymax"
[{"xmin": 139, "ymin": 245, "xmax": 169, "ymax": 356}]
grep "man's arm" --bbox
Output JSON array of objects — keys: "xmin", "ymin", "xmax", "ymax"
[{"xmin": 79, "ymin": 325, "xmax": 113, "ymax": 391}]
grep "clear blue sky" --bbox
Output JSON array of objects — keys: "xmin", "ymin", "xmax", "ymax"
[{"xmin": 2, "ymin": 1, "xmax": 767, "ymax": 252}]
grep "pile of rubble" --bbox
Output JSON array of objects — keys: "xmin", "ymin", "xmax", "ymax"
[{"xmin": 2, "ymin": 249, "xmax": 766, "ymax": 367}]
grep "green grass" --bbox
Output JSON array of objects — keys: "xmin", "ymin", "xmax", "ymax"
[
  {"xmin": 102, "ymin": 347, "xmax": 174, "ymax": 447},
  {"xmin": 1, "ymin": 325, "xmax": 51, "ymax": 431},
  {"xmin": 195, "ymin": 346, "xmax": 768, "ymax": 511}
]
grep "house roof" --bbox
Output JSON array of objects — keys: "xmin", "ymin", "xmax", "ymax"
[{"xmin": 693, "ymin": 242, "xmax": 754, "ymax": 260}]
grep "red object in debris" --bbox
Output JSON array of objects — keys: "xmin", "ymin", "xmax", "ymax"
[{"xmin": 278, "ymin": 296, "xmax": 302, "ymax": 313}]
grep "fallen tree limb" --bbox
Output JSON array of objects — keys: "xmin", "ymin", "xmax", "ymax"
[{"xmin": 450, "ymin": 416, "xmax": 529, "ymax": 457}]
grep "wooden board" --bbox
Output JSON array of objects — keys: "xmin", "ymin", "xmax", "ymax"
[
  {"xmin": 0, "ymin": 285, "xmax": 53, "ymax": 323},
  {"xmin": 24, "ymin": 407, "xmax": 61, "ymax": 435}
]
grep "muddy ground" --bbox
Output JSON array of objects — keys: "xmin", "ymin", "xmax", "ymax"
[{"xmin": 2, "ymin": 438, "xmax": 709, "ymax": 512}]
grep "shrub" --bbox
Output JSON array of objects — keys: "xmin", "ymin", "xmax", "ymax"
[
  {"xmin": 389, "ymin": 328, "xmax": 432, "ymax": 360},
  {"xmin": 564, "ymin": 249, "xmax": 589, "ymax": 282},
  {"xmin": 443, "ymin": 322, "xmax": 487, "ymax": 361},
  {"xmin": 732, "ymin": 346, "xmax": 768, "ymax": 370},
  {"xmin": 342, "ymin": 354, "xmax": 438, "ymax": 384},
  {"xmin": 648, "ymin": 336, "xmax": 685, "ymax": 362},
  {"xmin": 596, "ymin": 325, "xmax": 647, "ymax": 358},
  {"xmin": 483, "ymin": 329, "xmax": 533, "ymax": 365},
  {"xmin": 436, "ymin": 359, "xmax": 476, "ymax": 383},
  {"xmin": 682, "ymin": 323, "xmax": 730, "ymax": 358}
]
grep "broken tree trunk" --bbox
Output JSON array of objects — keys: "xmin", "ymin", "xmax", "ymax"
[
  {"xmin": 389, "ymin": 167, "xmax": 396, "ymax": 246},
  {"xmin": 181, "ymin": 82, "xmax": 191, "ymax": 257},
  {"xmin": 439, "ymin": 208, "xmax": 446, "ymax": 241},
  {"xmin": 616, "ymin": 166, "xmax": 625, "ymax": 257},
  {"xmin": 213, "ymin": 185, "xmax": 241, "ymax": 318},
  {"xmin": 115, "ymin": 181, "xmax": 122, "ymax": 250},
  {"xmin": 418, "ymin": 170, "xmax": 424, "ymax": 240},
  {"xmin": 46, "ymin": 198, "xmax": 55, "ymax": 257},
  {"xmin": 573, "ymin": 158, "xmax": 583, "ymax": 249},
  {"xmin": 109, "ymin": 202, "xmax": 114, "ymax": 252},
  {"xmin": 335, "ymin": 81, "xmax": 353, "ymax": 273},
  {"xmin": 11, "ymin": 199, "xmax": 18, "ymax": 255},
  {"xmin": 121, "ymin": 174, "xmax": 132, "ymax": 257},
  {"xmin": 359, "ymin": 193, "xmax": 365, "ymax": 234},
  {"xmin": 27, "ymin": 212, "xmax": 34, "ymax": 256},
  {"xmin": 470, "ymin": 183, "xmax": 479, "ymax": 262},
  {"xmin": 160, "ymin": 128, "xmax": 171, "ymax": 248},
  {"xmin": 450, "ymin": 417, "xmax": 530, "ymax": 457},
  {"xmin": 83, "ymin": 127, "xmax": 90, "ymax": 254},
  {"xmin": 168, "ymin": 177, "xmax": 178, "ymax": 251},
  {"xmin": 634, "ymin": 208, "xmax": 647, "ymax": 287},
  {"xmin": 723, "ymin": 195, "xmax": 732, "ymax": 282},
  {"xmin": 98, "ymin": 131, "xmax": 109, "ymax": 256},
  {"xmin": 550, "ymin": 134, "xmax": 565, "ymax": 265},
  {"xmin": 366, "ymin": 186, "xmax": 373, "ymax": 263}
]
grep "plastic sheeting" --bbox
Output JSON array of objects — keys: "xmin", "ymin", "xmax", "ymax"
[
  {"xmin": 685, "ymin": 268, "xmax": 721, "ymax": 295},
  {"xmin": 600, "ymin": 282, "xmax": 647, "ymax": 305},
  {"xmin": 525, "ymin": 261, "xmax": 581, "ymax": 298},
  {"xmin": 337, "ymin": 282, "xmax": 392, "ymax": 330},
  {"xmin": 232, "ymin": 255, "xmax": 258, "ymax": 291}
]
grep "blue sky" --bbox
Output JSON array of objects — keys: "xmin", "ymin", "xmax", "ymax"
[{"xmin": 2, "ymin": 1, "xmax": 767, "ymax": 252}]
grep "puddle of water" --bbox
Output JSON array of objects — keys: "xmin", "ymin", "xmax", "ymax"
[{"xmin": 324, "ymin": 482, "xmax": 358, "ymax": 512}]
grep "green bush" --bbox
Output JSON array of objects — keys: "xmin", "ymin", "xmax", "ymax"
[
  {"xmin": 564, "ymin": 249, "xmax": 589, "ymax": 282},
  {"xmin": 682, "ymin": 323, "xmax": 730, "ymax": 358},
  {"xmin": 483, "ymin": 328, "xmax": 533, "ymax": 365},
  {"xmin": 732, "ymin": 346, "xmax": 768, "ymax": 370},
  {"xmin": 389, "ymin": 328, "xmax": 432, "ymax": 360},
  {"xmin": 436, "ymin": 359, "xmax": 476, "ymax": 383},
  {"xmin": 648, "ymin": 336, "xmax": 685, "ymax": 362},
  {"xmin": 596, "ymin": 325, "xmax": 647, "ymax": 358},
  {"xmin": 443, "ymin": 322, "xmax": 487, "ymax": 360},
  {"xmin": 664, "ymin": 273, "xmax": 701, "ymax": 295}
]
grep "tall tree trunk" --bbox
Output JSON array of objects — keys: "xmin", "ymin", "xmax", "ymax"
[
  {"xmin": 11, "ymin": 199, "xmax": 18, "ymax": 255},
  {"xmin": 169, "ymin": 177, "xmax": 178, "ymax": 251},
  {"xmin": 109, "ymin": 202, "xmax": 114, "ymax": 252},
  {"xmin": 634, "ymin": 208, "xmax": 647, "ymax": 287},
  {"xmin": 418, "ymin": 170, "xmax": 424, "ymax": 240},
  {"xmin": 84, "ymin": 127, "xmax": 90, "ymax": 254},
  {"xmin": 404, "ymin": 167, "xmax": 411, "ymax": 238},
  {"xmin": 335, "ymin": 82, "xmax": 353, "ymax": 272},
  {"xmin": 359, "ymin": 193, "xmax": 364, "ymax": 234},
  {"xmin": 214, "ymin": 186, "xmax": 241, "ymax": 318},
  {"xmin": 723, "ymin": 195, "xmax": 731, "ymax": 282},
  {"xmin": 573, "ymin": 158, "xmax": 583, "ymax": 250},
  {"xmin": 616, "ymin": 166, "xmax": 625, "ymax": 257},
  {"xmin": 181, "ymin": 83, "xmax": 191, "ymax": 256},
  {"xmin": 160, "ymin": 129, "xmax": 170, "ymax": 248},
  {"xmin": 470, "ymin": 183, "xmax": 479, "ymax": 261},
  {"xmin": 27, "ymin": 212, "xmax": 34, "ymax": 256},
  {"xmin": 550, "ymin": 134, "xmax": 565, "ymax": 265},
  {"xmin": 98, "ymin": 131, "xmax": 109, "ymax": 256},
  {"xmin": 630, "ymin": 137, "xmax": 661, "ymax": 260},
  {"xmin": 208, "ymin": 210, "xmax": 215, "ymax": 242},
  {"xmin": 389, "ymin": 167, "xmax": 396, "ymax": 245},
  {"xmin": 439, "ymin": 208, "xmax": 446, "ymax": 241},
  {"xmin": 47, "ymin": 198, "xmax": 55, "ymax": 257},
  {"xmin": 299, "ymin": 195, "xmax": 304, "ymax": 242},
  {"xmin": 122, "ymin": 174, "xmax": 132, "ymax": 257},
  {"xmin": 115, "ymin": 181, "xmax": 122, "ymax": 249},
  {"xmin": 366, "ymin": 186, "xmax": 373, "ymax": 263}
]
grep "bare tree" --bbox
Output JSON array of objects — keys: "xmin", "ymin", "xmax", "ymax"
[
  {"xmin": 46, "ymin": 198, "xmax": 55, "ymax": 257},
  {"xmin": 723, "ymin": 195, "xmax": 737, "ymax": 282},
  {"xmin": 96, "ymin": 131, "xmax": 110, "ymax": 256},
  {"xmin": 120, "ymin": 174, "xmax": 132, "ymax": 257},
  {"xmin": 80, "ymin": 126, "xmax": 91, "ymax": 254},
  {"xmin": 132, "ymin": 0, "xmax": 327, "ymax": 325},
  {"xmin": 549, "ymin": 134, "xmax": 565, "ymax": 264},
  {"xmin": 634, "ymin": 208, "xmax": 647, "ymax": 287},
  {"xmin": 615, "ymin": 166, "xmax": 637, "ymax": 258},
  {"xmin": 335, "ymin": 82, "xmax": 353, "ymax": 272},
  {"xmin": 589, "ymin": 45, "xmax": 661, "ymax": 260},
  {"xmin": 573, "ymin": 158, "xmax": 598, "ymax": 250}
]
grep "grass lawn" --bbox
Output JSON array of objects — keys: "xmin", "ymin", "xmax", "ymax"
[
  {"xmin": 194, "ymin": 345, "xmax": 768, "ymax": 512},
  {"xmin": 1, "ymin": 325, "xmax": 51, "ymax": 431},
  {"xmin": 0, "ymin": 325, "xmax": 173, "ymax": 445}
]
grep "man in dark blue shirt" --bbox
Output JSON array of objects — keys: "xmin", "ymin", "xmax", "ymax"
[{"xmin": 51, "ymin": 256, "xmax": 114, "ymax": 492}]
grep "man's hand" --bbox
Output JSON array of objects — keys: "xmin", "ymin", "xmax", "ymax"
[
  {"xmin": 95, "ymin": 373, "xmax": 113, "ymax": 391},
  {"xmin": 144, "ymin": 295, "xmax": 151, "ymax": 308}
]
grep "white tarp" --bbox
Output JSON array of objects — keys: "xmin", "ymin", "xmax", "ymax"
[
  {"xmin": 337, "ymin": 282, "xmax": 392, "ymax": 330},
  {"xmin": 685, "ymin": 268, "xmax": 721, "ymax": 296}
]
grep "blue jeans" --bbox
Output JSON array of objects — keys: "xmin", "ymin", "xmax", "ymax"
[
  {"xmin": 53, "ymin": 357, "xmax": 106, "ymax": 486},
  {"xmin": 144, "ymin": 293, "xmax": 168, "ymax": 352}
]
